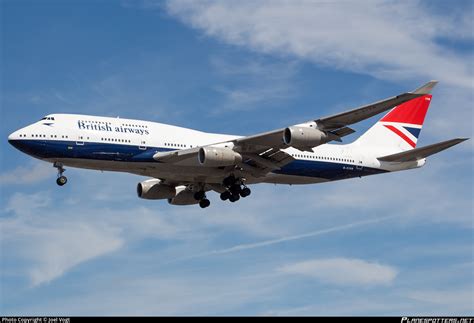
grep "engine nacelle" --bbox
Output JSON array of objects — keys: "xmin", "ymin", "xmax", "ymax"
[
  {"xmin": 168, "ymin": 186, "xmax": 199, "ymax": 205},
  {"xmin": 198, "ymin": 146, "xmax": 242, "ymax": 167},
  {"xmin": 283, "ymin": 126, "xmax": 328, "ymax": 149},
  {"xmin": 137, "ymin": 179, "xmax": 176, "ymax": 200}
]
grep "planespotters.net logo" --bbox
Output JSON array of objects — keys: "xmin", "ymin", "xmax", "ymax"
[{"xmin": 402, "ymin": 318, "xmax": 473, "ymax": 323}]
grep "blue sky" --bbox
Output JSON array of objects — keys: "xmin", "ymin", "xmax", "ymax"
[{"xmin": 1, "ymin": 0, "xmax": 473, "ymax": 315}]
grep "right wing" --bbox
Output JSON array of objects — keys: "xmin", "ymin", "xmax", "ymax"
[
  {"xmin": 232, "ymin": 81, "xmax": 438, "ymax": 152},
  {"xmin": 154, "ymin": 81, "xmax": 439, "ymax": 175},
  {"xmin": 377, "ymin": 138, "xmax": 468, "ymax": 162},
  {"xmin": 314, "ymin": 80, "xmax": 438, "ymax": 130}
]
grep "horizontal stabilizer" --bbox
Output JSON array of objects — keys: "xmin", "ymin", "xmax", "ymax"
[{"xmin": 377, "ymin": 138, "xmax": 468, "ymax": 162}]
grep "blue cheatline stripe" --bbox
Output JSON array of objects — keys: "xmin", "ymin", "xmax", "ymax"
[
  {"xmin": 403, "ymin": 126, "xmax": 421, "ymax": 138},
  {"xmin": 8, "ymin": 139, "xmax": 173, "ymax": 162},
  {"xmin": 9, "ymin": 139, "xmax": 387, "ymax": 180},
  {"xmin": 273, "ymin": 159, "xmax": 387, "ymax": 180}
]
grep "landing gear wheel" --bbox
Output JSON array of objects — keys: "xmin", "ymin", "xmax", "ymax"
[
  {"xmin": 240, "ymin": 187, "xmax": 251, "ymax": 198},
  {"xmin": 229, "ymin": 194, "xmax": 240, "ymax": 203},
  {"xmin": 229, "ymin": 184, "xmax": 241, "ymax": 195},
  {"xmin": 194, "ymin": 191, "xmax": 205, "ymax": 201},
  {"xmin": 223, "ymin": 175, "xmax": 236, "ymax": 187},
  {"xmin": 53, "ymin": 162, "xmax": 67, "ymax": 186},
  {"xmin": 199, "ymin": 198, "xmax": 211, "ymax": 208},
  {"xmin": 56, "ymin": 176, "xmax": 67, "ymax": 186},
  {"xmin": 220, "ymin": 191, "xmax": 231, "ymax": 201}
]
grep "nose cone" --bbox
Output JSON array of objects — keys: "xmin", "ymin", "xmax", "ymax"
[
  {"xmin": 8, "ymin": 131, "xmax": 21, "ymax": 149},
  {"xmin": 8, "ymin": 131, "xmax": 16, "ymax": 144},
  {"xmin": 8, "ymin": 128, "xmax": 46, "ymax": 157},
  {"xmin": 8, "ymin": 129, "xmax": 29, "ymax": 151}
]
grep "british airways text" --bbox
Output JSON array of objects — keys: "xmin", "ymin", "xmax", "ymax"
[{"xmin": 78, "ymin": 120, "xmax": 149, "ymax": 135}]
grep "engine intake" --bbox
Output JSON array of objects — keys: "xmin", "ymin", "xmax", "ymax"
[
  {"xmin": 283, "ymin": 126, "xmax": 328, "ymax": 149},
  {"xmin": 198, "ymin": 147, "xmax": 242, "ymax": 167},
  {"xmin": 137, "ymin": 179, "xmax": 176, "ymax": 200}
]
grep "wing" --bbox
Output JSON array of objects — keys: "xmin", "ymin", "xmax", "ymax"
[
  {"xmin": 153, "ymin": 147, "xmax": 200, "ymax": 163},
  {"xmin": 234, "ymin": 81, "xmax": 438, "ymax": 150},
  {"xmin": 154, "ymin": 81, "xmax": 438, "ymax": 175}
]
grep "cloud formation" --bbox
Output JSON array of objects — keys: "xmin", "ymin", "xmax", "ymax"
[
  {"xmin": 2, "ymin": 191, "xmax": 124, "ymax": 286},
  {"xmin": 279, "ymin": 257, "xmax": 398, "ymax": 286},
  {"xmin": 166, "ymin": 0, "xmax": 473, "ymax": 88},
  {"xmin": 0, "ymin": 162, "xmax": 53, "ymax": 185}
]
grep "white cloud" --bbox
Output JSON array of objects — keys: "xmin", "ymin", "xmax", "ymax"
[
  {"xmin": 9, "ymin": 272, "xmax": 282, "ymax": 315},
  {"xmin": 313, "ymin": 159, "xmax": 473, "ymax": 227},
  {"xmin": 210, "ymin": 57, "xmax": 299, "ymax": 112},
  {"xmin": 173, "ymin": 214, "xmax": 396, "ymax": 262},
  {"xmin": 166, "ymin": 0, "xmax": 472, "ymax": 88},
  {"xmin": 27, "ymin": 226, "xmax": 123, "ymax": 286},
  {"xmin": 5, "ymin": 191, "xmax": 52, "ymax": 216},
  {"xmin": 0, "ymin": 162, "xmax": 53, "ymax": 185},
  {"xmin": 1, "ymin": 192, "xmax": 124, "ymax": 286},
  {"xmin": 278, "ymin": 257, "xmax": 398, "ymax": 286}
]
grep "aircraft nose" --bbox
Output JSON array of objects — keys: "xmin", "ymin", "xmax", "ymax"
[
  {"xmin": 8, "ymin": 130, "xmax": 23, "ymax": 149},
  {"xmin": 8, "ymin": 132, "xmax": 16, "ymax": 144},
  {"xmin": 8, "ymin": 132, "xmax": 18, "ymax": 148}
]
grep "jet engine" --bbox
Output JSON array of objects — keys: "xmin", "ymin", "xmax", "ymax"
[
  {"xmin": 137, "ymin": 179, "xmax": 176, "ymax": 200},
  {"xmin": 168, "ymin": 186, "xmax": 199, "ymax": 205},
  {"xmin": 198, "ymin": 146, "xmax": 242, "ymax": 167},
  {"xmin": 283, "ymin": 126, "xmax": 328, "ymax": 150}
]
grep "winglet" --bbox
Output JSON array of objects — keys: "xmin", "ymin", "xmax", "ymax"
[{"xmin": 411, "ymin": 80, "xmax": 438, "ymax": 95}]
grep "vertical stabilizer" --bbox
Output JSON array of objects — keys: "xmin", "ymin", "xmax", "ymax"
[{"xmin": 353, "ymin": 94, "xmax": 433, "ymax": 154}]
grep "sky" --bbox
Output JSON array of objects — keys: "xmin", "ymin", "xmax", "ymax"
[{"xmin": 0, "ymin": 0, "xmax": 473, "ymax": 316}]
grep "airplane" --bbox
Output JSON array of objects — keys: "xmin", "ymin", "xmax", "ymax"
[{"xmin": 7, "ymin": 81, "xmax": 468, "ymax": 208}]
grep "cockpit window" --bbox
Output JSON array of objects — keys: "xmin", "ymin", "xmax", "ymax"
[{"xmin": 41, "ymin": 117, "xmax": 55, "ymax": 121}]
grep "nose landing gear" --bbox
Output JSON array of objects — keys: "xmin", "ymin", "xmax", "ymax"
[{"xmin": 53, "ymin": 162, "xmax": 67, "ymax": 186}]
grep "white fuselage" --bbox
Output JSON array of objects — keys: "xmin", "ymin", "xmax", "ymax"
[{"xmin": 8, "ymin": 114, "xmax": 425, "ymax": 185}]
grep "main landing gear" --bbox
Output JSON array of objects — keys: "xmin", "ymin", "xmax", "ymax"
[
  {"xmin": 194, "ymin": 190, "xmax": 211, "ymax": 209},
  {"xmin": 220, "ymin": 175, "xmax": 251, "ymax": 203},
  {"xmin": 53, "ymin": 162, "xmax": 67, "ymax": 186}
]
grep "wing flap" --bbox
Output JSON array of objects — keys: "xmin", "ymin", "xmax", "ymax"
[{"xmin": 377, "ymin": 138, "xmax": 468, "ymax": 162}]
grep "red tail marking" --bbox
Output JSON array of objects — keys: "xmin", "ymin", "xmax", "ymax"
[
  {"xmin": 384, "ymin": 125, "xmax": 416, "ymax": 148},
  {"xmin": 381, "ymin": 94, "xmax": 432, "ymax": 126}
]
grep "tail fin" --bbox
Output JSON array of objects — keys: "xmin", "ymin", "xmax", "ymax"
[{"xmin": 353, "ymin": 94, "xmax": 433, "ymax": 154}]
